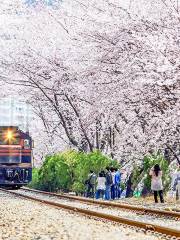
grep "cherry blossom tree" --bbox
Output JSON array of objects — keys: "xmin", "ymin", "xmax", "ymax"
[{"xmin": 0, "ymin": 0, "xmax": 179, "ymax": 164}]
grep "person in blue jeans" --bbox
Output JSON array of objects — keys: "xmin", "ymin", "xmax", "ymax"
[
  {"xmin": 110, "ymin": 168, "xmax": 116, "ymax": 200},
  {"xmin": 96, "ymin": 171, "xmax": 106, "ymax": 199},
  {"xmin": 105, "ymin": 167, "xmax": 113, "ymax": 200},
  {"xmin": 115, "ymin": 168, "xmax": 121, "ymax": 199}
]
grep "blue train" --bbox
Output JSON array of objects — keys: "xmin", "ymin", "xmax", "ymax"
[{"xmin": 0, "ymin": 126, "xmax": 33, "ymax": 189}]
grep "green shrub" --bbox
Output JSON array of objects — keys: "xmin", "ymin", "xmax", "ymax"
[
  {"xmin": 38, "ymin": 154, "xmax": 72, "ymax": 191},
  {"xmin": 28, "ymin": 168, "xmax": 41, "ymax": 189},
  {"xmin": 72, "ymin": 150, "xmax": 119, "ymax": 193}
]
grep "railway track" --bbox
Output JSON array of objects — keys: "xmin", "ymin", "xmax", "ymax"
[
  {"xmin": 22, "ymin": 187, "xmax": 180, "ymax": 220},
  {"xmin": 1, "ymin": 187, "xmax": 180, "ymax": 239}
]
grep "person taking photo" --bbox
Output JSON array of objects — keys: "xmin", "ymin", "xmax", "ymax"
[{"xmin": 149, "ymin": 164, "xmax": 164, "ymax": 203}]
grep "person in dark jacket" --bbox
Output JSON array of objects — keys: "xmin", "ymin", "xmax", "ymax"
[
  {"xmin": 115, "ymin": 168, "xmax": 121, "ymax": 199},
  {"xmin": 105, "ymin": 167, "xmax": 113, "ymax": 200},
  {"xmin": 110, "ymin": 168, "xmax": 116, "ymax": 200},
  {"xmin": 125, "ymin": 173, "xmax": 133, "ymax": 198},
  {"xmin": 86, "ymin": 170, "xmax": 97, "ymax": 198}
]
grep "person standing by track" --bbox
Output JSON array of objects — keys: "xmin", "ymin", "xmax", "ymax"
[
  {"xmin": 86, "ymin": 170, "xmax": 97, "ymax": 198},
  {"xmin": 96, "ymin": 171, "xmax": 106, "ymax": 199},
  {"xmin": 110, "ymin": 168, "xmax": 116, "ymax": 200},
  {"xmin": 149, "ymin": 164, "xmax": 164, "ymax": 203},
  {"xmin": 115, "ymin": 168, "xmax": 121, "ymax": 199},
  {"xmin": 173, "ymin": 164, "xmax": 180, "ymax": 201},
  {"xmin": 105, "ymin": 167, "xmax": 113, "ymax": 200}
]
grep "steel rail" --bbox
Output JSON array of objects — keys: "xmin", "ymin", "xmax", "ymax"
[
  {"xmin": 22, "ymin": 187, "xmax": 180, "ymax": 220},
  {"xmin": 1, "ymin": 188, "xmax": 180, "ymax": 238}
]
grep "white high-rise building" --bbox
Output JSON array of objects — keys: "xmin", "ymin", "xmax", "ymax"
[{"xmin": 0, "ymin": 97, "xmax": 33, "ymax": 132}]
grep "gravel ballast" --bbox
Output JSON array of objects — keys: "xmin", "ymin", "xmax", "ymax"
[
  {"xmin": 16, "ymin": 189, "xmax": 180, "ymax": 231},
  {"xmin": 0, "ymin": 191, "xmax": 172, "ymax": 240}
]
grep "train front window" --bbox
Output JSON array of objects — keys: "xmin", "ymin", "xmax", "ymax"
[
  {"xmin": 0, "ymin": 156, "xmax": 21, "ymax": 163},
  {"xmin": 24, "ymin": 139, "xmax": 30, "ymax": 149},
  {"xmin": 0, "ymin": 127, "xmax": 20, "ymax": 145}
]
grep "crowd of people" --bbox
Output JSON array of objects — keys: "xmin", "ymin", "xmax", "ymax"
[
  {"xmin": 85, "ymin": 164, "xmax": 180, "ymax": 203},
  {"xmin": 85, "ymin": 167, "xmax": 121, "ymax": 200}
]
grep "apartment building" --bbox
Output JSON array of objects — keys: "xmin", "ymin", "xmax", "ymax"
[{"xmin": 0, "ymin": 97, "xmax": 33, "ymax": 131}]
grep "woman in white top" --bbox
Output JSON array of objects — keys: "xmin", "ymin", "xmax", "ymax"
[
  {"xmin": 96, "ymin": 171, "xmax": 106, "ymax": 199},
  {"xmin": 149, "ymin": 164, "xmax": 164, "ymax": 203}
]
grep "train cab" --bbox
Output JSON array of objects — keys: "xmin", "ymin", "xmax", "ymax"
[{"xmin": 0, "ymin": 126, "xmax": 33, "ymax": 188}]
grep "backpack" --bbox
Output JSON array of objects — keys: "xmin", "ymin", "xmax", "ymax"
[
  {"xmin": 85, "ymin": 179, "xmax": 90, "ymax": 185},
  {"xmin": 106, "ymin": 172, "xmax": 113, "ymax": 185}
]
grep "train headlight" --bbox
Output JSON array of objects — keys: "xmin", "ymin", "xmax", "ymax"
[
  {"xmin": 6, "ymin": 130, "xmax": 13, "ymax": 140},
  {"xmin": 4, "ymin": 130, "xmax": 15, "ymax": 143},
  {"xmin": 0, "ymin": 127, "xmax": 20, "ymax": 145}
]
